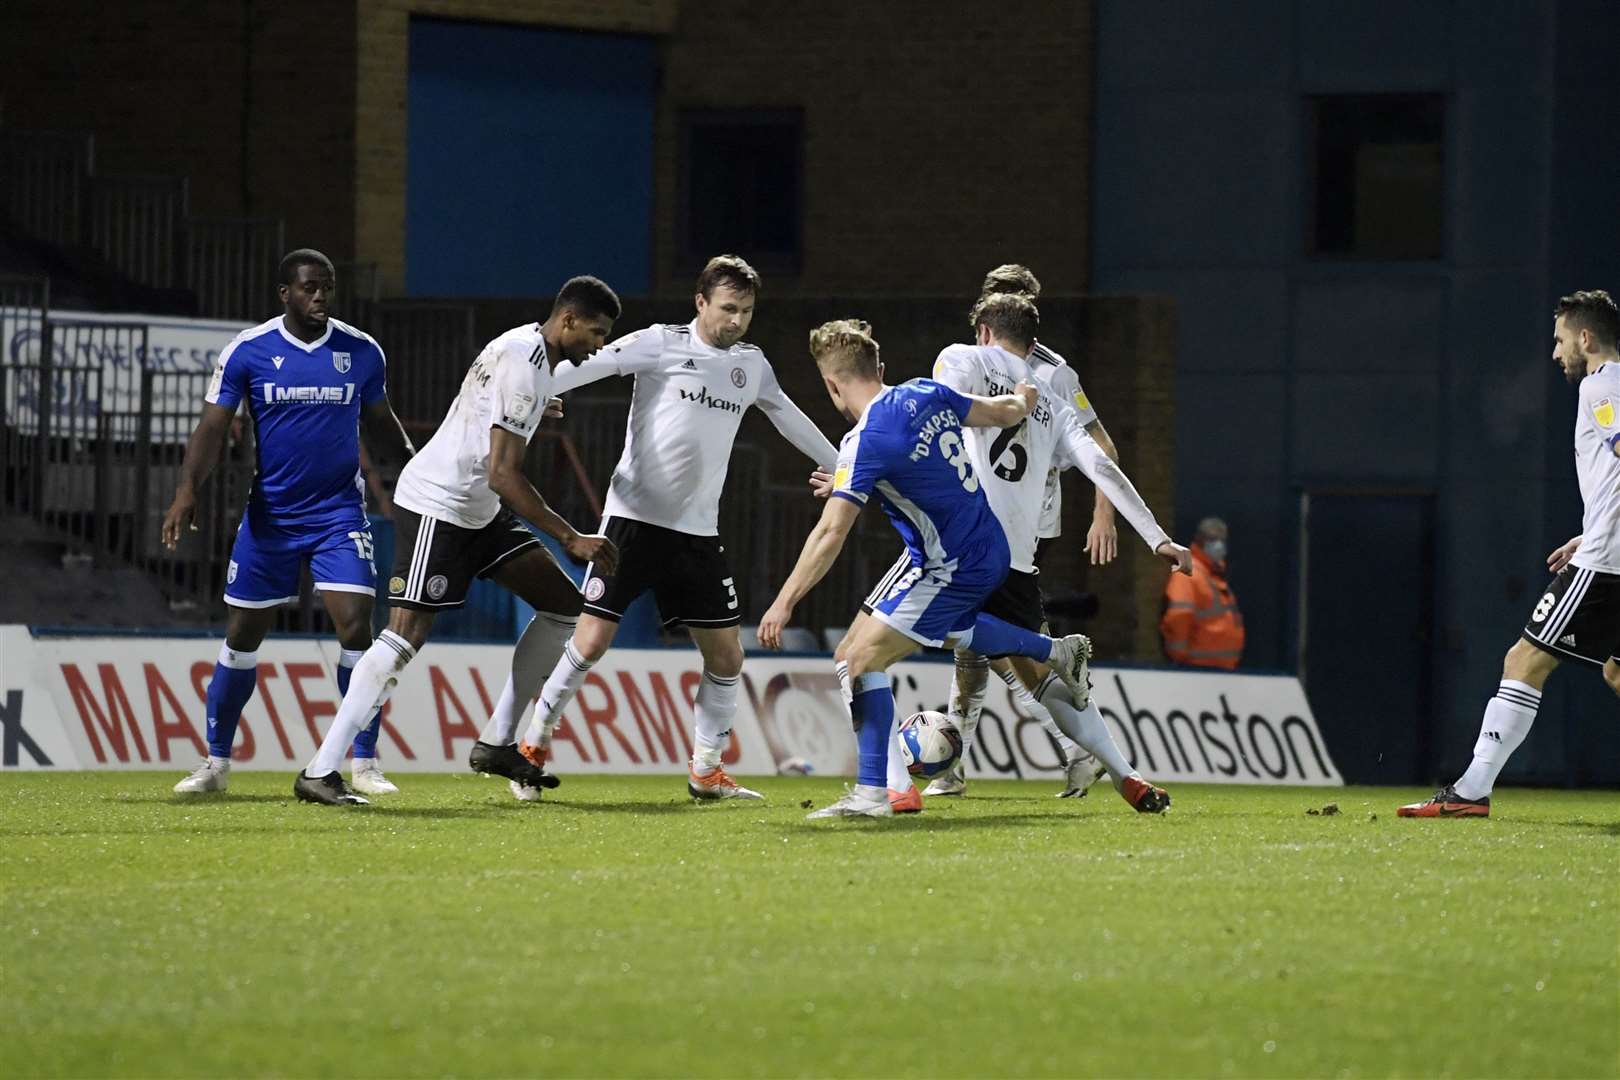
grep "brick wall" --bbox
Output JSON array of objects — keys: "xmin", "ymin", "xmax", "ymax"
[
  {"xmin": 652, "ymin": 1, "xmax": 1094, "ymax": 297},
  {"xmin": 0, "ymin": 0, "xmax": 358, "ymax": 260}
]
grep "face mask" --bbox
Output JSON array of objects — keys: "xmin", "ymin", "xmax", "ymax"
[{"xmin": 1202, "ymin": 539, "xmax": 1228, "ymax": 563}]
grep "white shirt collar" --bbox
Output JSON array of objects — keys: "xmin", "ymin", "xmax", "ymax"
[{"xmin": 277, "ymin": 317, "xmax": 333, "ymax": 353}]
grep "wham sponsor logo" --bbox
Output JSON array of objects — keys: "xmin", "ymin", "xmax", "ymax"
[
  {"xmin": 261, "ymin": 382, "xmax": 356, "ymax": 405},
  {"xmin": 678, "ymin": 385, "xmax": 743, "ymax": 414}
]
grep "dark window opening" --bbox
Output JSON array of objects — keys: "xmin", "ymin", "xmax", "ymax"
[
  {"xmin": 1309, "ymin": 94, "xmax": 1444, "ymax": 260},
  {"xmin": 677, "ymin": 109, "xmax": 803, "ymax": 276}
]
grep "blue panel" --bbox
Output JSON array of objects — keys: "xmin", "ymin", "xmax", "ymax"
[
  {"xmin": 1098, "ymin": 0, "xmax": 1292, "ymax": 91},
  {"xmin": 1445, "ymin": 270, "xmax": 1549, "ymax": 477},
  {"xmin": 1175, "ymin": 373, "xmax": 1289, "ymax": 477},
  {"xmin": 1291, "ymin": 372, "xmax": 1441, "ymax": 481},
  {"xmin": 407, "ymin": 19, "xmax": 656, "ymax": 297},
  {"xmin": 1296, "ymin": 0, "xmax": 1452, "ymax": 90},
  {"xmin": 1102, "ymin": 269, "xmax": 1291, "ymax": 373},
  {"xmin": 1451, "ymin": 89, "xmax": 1551, "ymax": 266},
  {"xmin": 1093, "ymin": 92, "xmax": 1295, "ymax": 268},
  {"xmin": 1453, "ymin": 0, "xmax": 1549, "ymax": 87},
  {"xmin": 1291, "ymin": 277, "xmax": 1447, "ymax": 373}
]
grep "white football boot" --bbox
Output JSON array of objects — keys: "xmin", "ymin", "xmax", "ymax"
[
  {"xmin": 923, "ymin": 759, "xmax": 967, "ymax": 796},
  {"xmin": 509, "ymin": 779, "xmax": 544, "ymax": 802},
  {"xmin": 806, "ymin": 785, "xmax": 894, "ymax": 820},
  {"xmin": 1056, "ymin": 753, "xmax": 1106, "ymax": 798},
  {"xmin": 1048, "ymin": 633, "xmax": 1094, "ymax": 708},
  {"xmin": 174, "ymin": 758, "xmax": 230, "ymax": 794},
  {"xmin": 350, "ymin": 758, "xmax": 399, "ymax": 795}
]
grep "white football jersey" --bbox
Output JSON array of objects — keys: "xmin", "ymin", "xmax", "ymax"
[
  {"xmin": 1571, "ymin": 361, "xmax": 1620, "ymax": 574},
  {"xmin": 933, "ymin": 343, "xmax": 1072, "ymax": 572},
  {"xmin": 1027, "ymin": 341, "xmax": 1100, "ymax": 539},
  {"xmin": 933, "ymin": 342, "xmax": 1169, "ymax": 572},
  {"xmin": 593, "ymin": 321, "xmax": 837, "ymax": 536},
  {"xmin": 394, "ymin": 324, "xmax": 561, "ymax": 529}
]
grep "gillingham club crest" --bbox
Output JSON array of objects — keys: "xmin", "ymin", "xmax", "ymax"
[{"xmin": 332, "ymin": 351, "xmax": 352, "ymax": 374}]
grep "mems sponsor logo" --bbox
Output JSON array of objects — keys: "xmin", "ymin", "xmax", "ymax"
[{"xmin": 261, "ymin": 382, "xmax": 356, "ymax": 405}]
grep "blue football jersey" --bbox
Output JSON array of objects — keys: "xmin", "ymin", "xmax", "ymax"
[
  {"xmin": 831, "ymin": 379, "xmax": 1009, "ymax": 576},
  {"xmin": 207, "ymin": 316, "xmax": 387, "ymax": 531}
]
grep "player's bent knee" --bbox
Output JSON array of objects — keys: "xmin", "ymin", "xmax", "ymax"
[
  {"xmin": 1502, "ymin": 638, "xmax": 1556, "ymax": 683},
  {"xmin": 571, "ymin": 615, "xmax": 618, "ymax": 663}
]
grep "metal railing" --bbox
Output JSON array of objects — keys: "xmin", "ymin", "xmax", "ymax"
[
  {"xmin": 86, "ymin": 175, "xmax": 188, "ymax": 289},
  {"xmin": 185, "ymin": 217, "xmax": 286, "ymax": 320},
  {"xmin": 0, "ymin": 130, "xmax": 95, "ymax": 248},
  {"xmin": 357, "ymin": 300, "xmax": 477, "ymax": 424}
]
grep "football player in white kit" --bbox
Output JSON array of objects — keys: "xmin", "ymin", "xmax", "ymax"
[
  {"xmin": 516, "ymin": 255, "xmax": 839, "ymax": 801},
  {"xmin": 905, "ymin": 293, "xmax": 1190, "ymax": 813},
  {"xmin": 944, "ymin": 263, "xmax": 1127, "ymax": 798},
  {"xmin": 292, "ymin": 276, "xmax": 624, "ymax": 804},
  {"xmin": 1400, "ymin": 289, "xmax": 1620, "ymax": 818}
]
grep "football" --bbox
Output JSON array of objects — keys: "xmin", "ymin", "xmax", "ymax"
[{"xmin": 898, "ymin": 710, "xmax": 964, "ymax": 777}]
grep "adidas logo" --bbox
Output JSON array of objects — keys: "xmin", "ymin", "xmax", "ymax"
[
  {"xmin": 1484, "ymin": 730, "xmax": 1502, "ymax": 743},
  {"xmin": 1559, "ymin": 634, "xmax": 1577, "ymax": 647},
  {"xmin": 680, "ymin": 358, "xmax": 699, "ymax": 371}
]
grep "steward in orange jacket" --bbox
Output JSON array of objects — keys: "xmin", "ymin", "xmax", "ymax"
[{"xmin": 1160, "ymin": 519, "xmax": 1244, "ymax": 670}]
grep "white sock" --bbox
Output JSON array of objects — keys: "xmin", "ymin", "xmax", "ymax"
[
  {"xmin": 524, "ymin": 640, "xmax": 594, "ymax": 749},
  {"xmin": 208, "ymin": 755, "xmax": 230, "ymax": 769},
  {"xmin": 692, "ymin": 670, "xmax": 740, "ymax": 775},
  {"xmin": 950, "ymin": 651, "xmax": 990, "ymax": 753},
  {"xmin": 1036, "ymin": 676, "xmax": 1136, "ymax": 792},
  {"xmin": 1454, "ymin": 680, "xmax": 1540, "ymax": 800},
  {"xmin": 481, "ymin": 612, "xmax": 578, "ymax": 745},
  {"xmin": 886, "ymin": 722, "xmax": 914, "ymax": 790},
  {"xmin": 996, "ymin": 666, "xmax": 1084, "ymax": 761},
  {"xmin": 305, "ymin": 631, "xmax": 415, "ymax": 777}
]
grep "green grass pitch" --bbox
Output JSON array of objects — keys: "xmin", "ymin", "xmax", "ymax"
[{"xmin": 2, "ymin": 773, "xmax": 1615, "ymax": 1078}]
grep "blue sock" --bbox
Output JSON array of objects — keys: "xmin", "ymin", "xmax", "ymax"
[
  {"xmin": 850, "ymin": 673, "xmax": 894, "ymax": 788},
  {"xmin": 960, "ymin": 613, "xmax": 1052, "ymax": 662},
  {"xmin": 338, "ymin": 650, "xmax": 382, "ymax": 759},
  {"xmin": 205, "ymin": 645, "xmax": 259, "ymax": 758}
]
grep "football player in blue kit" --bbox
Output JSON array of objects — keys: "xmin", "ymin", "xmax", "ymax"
[
  {"xmin": 758, "ymin": 320, "xmax": 1094, "ymax": 819},
  {"xmin": 164, "ymin": 249, "xmax": 414, "ymax": 796}
]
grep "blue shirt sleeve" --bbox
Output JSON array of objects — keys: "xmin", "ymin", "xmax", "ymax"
[
  {"xmin": 205, "ymin": 337, "xmax": 250, "ymax": 409},
  {"xmin": 832, "ymin": 416, "xmax": 888, "ymax": 506}
]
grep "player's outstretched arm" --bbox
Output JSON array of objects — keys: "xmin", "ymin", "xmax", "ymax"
[
  {"xmin": 1055, "ymin": 408, "xmax": 1190, "ymax": 574},
  {"xmin": 486, "ymin": 426, "xmax": 619, "ymax": 574},
  {"xmin": 759, "ymin": 496, "xmax": 862, "ymax": 649},
  {"xmin": 754, "ymin": 363, "xmax": 838, "ymax": 468},
  {"xmin": 962, "ymin": 382, "xmax": 1038, "ymax": 428},
  {"xmin": 161, "ymin": 403, "xmax": 235, "ymax": 551}
]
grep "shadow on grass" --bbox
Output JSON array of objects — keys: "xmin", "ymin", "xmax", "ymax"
[
  {"xmin": 103, "ymin": 794, "xmax": 291, "ymax": 806},
  {"xmin": 784, "ymin": 811, "xmax": 1070, "ymax": 834},
  {"xmin": 1540, "ymin": 818, "xmax": 1620, "ymax": 836},
  {"xmin": 535, "ymin": 798, "xmax": 722, "ymax": 815}
]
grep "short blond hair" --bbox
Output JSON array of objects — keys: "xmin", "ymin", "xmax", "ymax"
[{"xmin": 809, "ymin": 319, "xmax": 880, "ymax": 379}]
